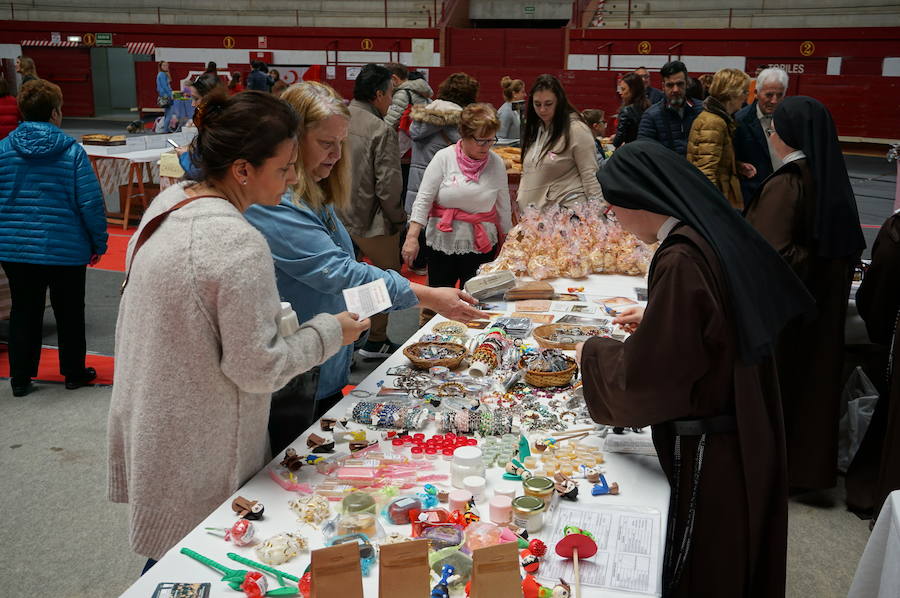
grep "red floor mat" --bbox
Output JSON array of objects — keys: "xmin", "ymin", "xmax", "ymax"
[
  {"xmin": 92, "ymin": 224, "xmax": 136, "ymax": 273},
  {"xmin": 0, "ymin": 343, "xmax": 115, "ymax": 385}
]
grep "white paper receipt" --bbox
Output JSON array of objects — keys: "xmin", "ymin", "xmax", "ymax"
[{"xmin": 342, "ymin": 279, "xmax": 393, "ymax": 320}]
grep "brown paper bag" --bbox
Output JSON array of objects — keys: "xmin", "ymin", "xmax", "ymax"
[
  {"xmin": 469, "ymin": 541, "xmax": 522, "ymax": 598},
  {"xmin": 310, "ymin": 542, "xmax": 363, "ymax": 598},
  {"xmin": 378, "ymin": 539, "xmax": 430, "ymax": 598}
]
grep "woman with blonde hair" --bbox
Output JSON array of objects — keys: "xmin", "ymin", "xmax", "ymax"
[
  {"xmin": 497, "ymin": 76, "xmax": 524, "ymax": 143},
  {"xmin": 15, "ymin": 56, "xmax": 38, "ymax": 86},
  {"xmin": 244, "ymin": 81, "xmax": 481, "ymax": 453},
  {"xmin": 686, "ymin": 67, "xmax": 751, "ymax": 209}
]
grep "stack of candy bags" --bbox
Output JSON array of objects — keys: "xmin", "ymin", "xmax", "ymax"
[{"xmin": 481, "ymin": 204, "xmax": 655, "ymax": 280}]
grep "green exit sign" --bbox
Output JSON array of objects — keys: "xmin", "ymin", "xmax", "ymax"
[
  {"xmin": 96, "ymin": 32, "xmax": 112, "ymax": 46},
  {"xmin": 524, "ymin": 6, "xmax": 535, "ymax": 14}
]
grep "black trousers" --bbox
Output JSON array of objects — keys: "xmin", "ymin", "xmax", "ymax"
[
  {"xmin": 426, "ymin": 247, "xmax": 496, "ymax": 290},
  {"xmin": 268, "ymin": 365, "xmax": 344, "ymax": 456},
  {"xmin": 1, "ymin": 262, "xmax": 87, "ymax": 380}
]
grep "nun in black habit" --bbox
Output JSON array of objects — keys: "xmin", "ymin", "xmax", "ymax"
[
  {"xmin": 577, "ymin": 140, "xmax": 813, "ymax": 597},
  {"xmin": 745, "ymin": 96, "xmax": 866, "ymax": 491}
]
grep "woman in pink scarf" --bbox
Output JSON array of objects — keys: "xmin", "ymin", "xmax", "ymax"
[{"xmin": 403, "ymin": 103, "xmax": 512, "ymax": 318}]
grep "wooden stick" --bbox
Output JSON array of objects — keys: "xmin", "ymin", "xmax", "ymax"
[{"xmin": 572, "ymin": 546, "xmax": 581, "ymax": 598}]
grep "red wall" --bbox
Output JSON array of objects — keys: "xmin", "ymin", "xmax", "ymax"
[{"xmin": 23, "ymin": 47, "xmax": 94, "ymax": 116}]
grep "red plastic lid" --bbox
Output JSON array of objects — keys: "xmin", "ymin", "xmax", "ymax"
[
  {"xmin": 413, "ymin": 433, "xmax": 425, "ymax": 441},
  {"xmin": 410, "ymin": 446, "xmax": 424, "ymax": 455},
  {"xmin": 392, "ymin": 438, "xmax": 404, "ymax": 446},
  {"xmin": 425, "ymin": 448, "xmax": 437, "ymax": 455},
  {"xmin": 442, "ymin": 448, "xmax": 455, "ymax": 456},
  {"xmin": 465, "ymin": 438, "xmax": 478, "ymax": 446}
]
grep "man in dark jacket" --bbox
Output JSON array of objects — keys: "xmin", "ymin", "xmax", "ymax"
[
  {"xmin": 733, "ymin": 67, "xmax": 789, "ymax": 206},
  {"xmin": 246, "ymin": 61, "xmax": 269, "ymax": 92},
  {"xmin": 637, "ymin": 61, "xmax": 702, "ymax": 156},
  {"xmin": 634, "ymin": 66, "xmax": 665, "ymax": 105}
]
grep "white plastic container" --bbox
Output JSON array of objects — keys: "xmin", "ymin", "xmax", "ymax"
[{"xmin": 451, "ymin": 446, "xmax": 486, "ymax": 489}]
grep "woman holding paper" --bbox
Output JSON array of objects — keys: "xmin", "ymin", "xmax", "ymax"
[{"xmin": 244, "ymin": 81, "xmax": 482, "ymax": 453}]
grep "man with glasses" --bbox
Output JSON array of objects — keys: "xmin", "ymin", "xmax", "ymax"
[
  {"xmin": 637, "ymin": 60, "xmax": 703, "ymax": 155},
  {"xmin": 634, "ymin": 66, "xmax": 665, "ymax": 105}
]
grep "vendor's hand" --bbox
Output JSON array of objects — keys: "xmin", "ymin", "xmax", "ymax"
[
  {"xmin": 576, "ymin": 341, "xmax": 586, "ymax": 364},
  {"xmin": 737, "ymin": 161, "xmax": 757, "ymax": 179},
  {"xmin": 427, "ymin": 287, "xmax": 482, "ymax": 322},
  {"xmin": 175, "ymin": 146, "xmax": 188, "ymax": 156},
  {"xmin": 335, "ymin": 312, "xmax": 371, "ymax": 345},
  {"xmin": 612, "ymin": 305, "xmax": 644, "ymax": 334},
  {"xmin": 401, "ymin": 236, "xmax": 420, "ymax": 267}
]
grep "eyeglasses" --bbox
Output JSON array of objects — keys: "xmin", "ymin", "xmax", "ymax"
[
  {"xmin": 604, "ymin": 207, "xmax": 618, "ymax": 223},
  {"xmin": 472, "ymin": 136, "xmax": 498, "ymax": 147}
]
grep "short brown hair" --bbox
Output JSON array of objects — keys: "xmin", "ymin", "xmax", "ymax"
[
  {"xmin": 500, "ymin": 76, "xmax": 524, "ymax": 102},
  {"xmin": 582, "ymin": 109, "xmax": 605, "ymax": 127},
  {"xmin": 385, "ymin": 63, "xmax": 408, "ymax": 80},
  {"xmin": 458, "ymin": 103, "xmax": 499, "ymax": 139},
  {"xmin": 709, "ymin": 68, "xmax": 750, "ymax": 103},
  {"xmin": 437, "ymin": 72, "xmax": 479, "ymax": 108},
  {"xmin": 18, "ymin": 79, "xmax": 62, "ymax": 121}
]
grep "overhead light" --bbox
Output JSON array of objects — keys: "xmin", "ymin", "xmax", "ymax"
[{"xmin": 67, "ymin": 35, "xmax": 81, "ymax": 42}]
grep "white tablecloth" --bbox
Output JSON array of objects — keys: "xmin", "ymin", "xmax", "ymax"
[
  {"xmin": 848, "ymin": 490, "xmax": 900, "ymax": 598},
  {"xmin": 117, "ymin": 274, "xmax": 668, "ymax": 597}
]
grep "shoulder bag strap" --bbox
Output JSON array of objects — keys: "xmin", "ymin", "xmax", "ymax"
[{"xmin": 120, "ymin": 194, "xmax": 224, "ymax": 294}]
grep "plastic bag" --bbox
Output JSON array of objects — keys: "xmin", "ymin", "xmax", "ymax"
[{"xmin": 838, "ymin": 366, "xmax": 880, "ymax": 473}]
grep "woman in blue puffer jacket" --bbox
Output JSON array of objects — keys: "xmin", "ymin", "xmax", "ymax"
[{"xmin": 0, "ymin": 80, "xmax": 108, "ymax": 396}]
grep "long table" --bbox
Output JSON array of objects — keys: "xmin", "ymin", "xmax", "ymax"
[{"xmin": 117, "ymin": 273, "xmax": 669, "ymax": 597}]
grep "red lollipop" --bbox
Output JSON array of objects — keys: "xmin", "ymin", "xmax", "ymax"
[{"xmin": 555, "ymin": 527, "xmax": 598, "ymax": 598}]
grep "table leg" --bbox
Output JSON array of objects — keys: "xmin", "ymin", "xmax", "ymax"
[
  {"xmin": 123, "ymin": 162, "xmax": 137, "ymax": 230},
  {"xmin": 137, "ymin": 163, "xmax": 148, "ymax": 213}
]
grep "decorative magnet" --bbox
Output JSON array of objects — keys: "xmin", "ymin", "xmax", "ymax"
[
  {"xmin": 320, "ymin": 417, "xmax": 337, "ymax": 432},
  {"xmin": 519, "ymin": 538, "xmax": 547, "ymax": 573},
  {"xmin": 232, "ymin": 496, "xmax": 265, "ymax": 520},
  {"xmin": 280, "ymin": 448, "xmax": 305, "ymax": 472},
  {"xmin": 582, "ymin": 466, "xmax": 601, "ymax": 484},
  {"xmin": 522, "ymin": 574, "xmax": 571, "ymax": 598},
  {"xmin": 590, "ymin": 474, "xmax": 620, "ymax": 496},
  {"xmin": 431, "ymin": 564, "xmax": 456, "ymax": 598},
  {"xmin": 205, "ymin": 519, "xmax": 256, "ymax": 547},
  {"xmin": 553, "ymin": 473, "xmax": 579, "ymax": 501}
]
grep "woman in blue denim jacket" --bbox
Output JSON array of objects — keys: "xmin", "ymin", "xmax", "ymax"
[
  {"xmin": 156, "ymin": 61, "xmax": 174, "ymax": 133},
  {"xmin": 245, "ymin": 81, "xmax": 482, "ymax": 453}
]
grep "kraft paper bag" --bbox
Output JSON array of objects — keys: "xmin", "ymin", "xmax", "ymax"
[
  {"xmin": 378, "ymin": 539, "xmax": 430, "ymax": 598},
  {"xmin": 310, "ymin": 542, "xmax": 363, "ymax": 598},
  {"xmin": 469, "ymin": 541, "xmax": 521, "ymax": 598}
]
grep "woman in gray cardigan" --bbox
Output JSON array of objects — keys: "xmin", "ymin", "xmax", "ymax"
[{"xmin": 107, "ymin": 90, "xmax": 369, "ymax": 568}]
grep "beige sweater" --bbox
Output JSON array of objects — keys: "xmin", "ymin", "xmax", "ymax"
[
  {"xmin": 107, "ymin": 183, "xmax": 343, "ymax": 560},
  {"xmin": 517, "ymin": 115, "xmax": 605, "ymax": 210}
]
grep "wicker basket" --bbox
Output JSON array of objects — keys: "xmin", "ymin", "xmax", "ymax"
[
  {"xmin": 403, "ymin": 342, "xmax": 468, "ymax": 370},
  {"xmin": 532, "ymin": 323, "xmax": 607, "ymax": 350},
  {"xmin": 518, "ymin": 356, "xmax": 578, "ymax": 388}
]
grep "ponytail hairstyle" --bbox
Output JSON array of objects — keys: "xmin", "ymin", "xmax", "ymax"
[
  {"xmin": 500, "ymin": 76, "xmax": 524, "ymax": 102},
  {"xmin": 190, "ymin": 89, "xmax": 299, "ymax": 183}
]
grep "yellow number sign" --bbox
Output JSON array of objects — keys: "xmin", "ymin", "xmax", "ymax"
[
  {"xmin": 638, "ymin": 41, "xmax": 652, "ymax": 55},
  {"xmin": 82, "ymin": 33, "xmax": 95, "ymax": 47},
  {"xmin": 800, "ymin": 41, "xmax": 815, "ymax": 57},
  {"xmin": 361, "ymin": 38, "xmax": 374, "ymax": 51},
  {"xmin": 223, "ymin": 36, "xmax": 236, "ymax": 49}
]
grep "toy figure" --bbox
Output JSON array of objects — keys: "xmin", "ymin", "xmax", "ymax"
[
  {"xmin": 590, "ymin": 474, "xmax": 620, "ymax": 496},
  {"xmin": 431, "ymin": 564, "xmax": 456, "ymax": 598},
  {"xmin": 503, "ymin": 459, "xmax": 533, "ymax": 481},
  {"xmin": 233, "ymin": 496, "xmax": 265, "ymax": 520},
  {"xmin": 280, "ymin": 448, "xmax": 304, "ymax": 472},
  {"xmin": 522, "ymin": 574, "xmax": 571, "ymax": 598},
  {"xmin": 519, "ymin": 538, "xmax": 547, "ymax": 573},
  {"xmin": 582, "ymin": 466, "xmax": 601, "ymax": 484},
  {"xmin": 553, "ymin": 473, "xmax": 579, "ymax": 501}
]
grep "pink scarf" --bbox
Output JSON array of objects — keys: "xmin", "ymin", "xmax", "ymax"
[{"xmin": 455, "ymin": 140, "xmax": 489, "ymax": 183}]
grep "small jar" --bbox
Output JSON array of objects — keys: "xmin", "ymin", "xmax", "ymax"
[
  {"xmin": 342, "ymin": 491, "xmax": 375, "ymax": 515},
  {"xmin": 522, "ymin": 476, "xmax": 555, "ymax": 506},
  {"xmin": 463, "ymin": 475, "xmax": 486, "ymax": 500},
  {"xmin": 494, "ymin": 483, "xmax": 518, "ymax": 499},
  {"xmin": 449, "ymin": 489, "xmax": 473, "ymax": 512},
  {"xmin": 511, "ymin": 496, "xmax": 545, "ymax": 533},
  {"xmin": 523, "ymin": 456, "xmax": 538, "ymax": 469},
  {"xmin": 425, "ymin": 448, "xmax": 438, "ymax": 460},
  {"xmin": 451, "ymin": 446, "xmax": 486, "ymax": 489},
  {"xmin": 337, "ymin": 512, "xmax": 377, "ymax": 537},
  {"xmin": 442, "ymin": 448, "xmax": 455, "ymax": 461},
  {"xmin": 489, "ymin": 495, "xmax": 512, "ymax": 525},
  {"xmin": 411, "ymin": 446, "xmax": 424, "ymax": 460},
  {"xmin": 391, "ymin": 438, "xmax": 405, "ymax": 452}
]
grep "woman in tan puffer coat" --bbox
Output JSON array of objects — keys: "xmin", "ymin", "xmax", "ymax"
[{"xmin": 686, "ymin": 68, "xmax": 751, "ymax": 209}]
